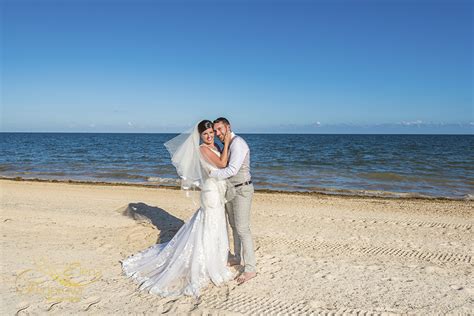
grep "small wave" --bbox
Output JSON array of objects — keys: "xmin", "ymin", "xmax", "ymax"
[
  {"xmin": 147, "ymin": 177, "xmax": 180, "ymax": 185},
  {"xmin": 39, "ymin": 171, "xmax": 68, "ymax": 176},
  {"xmin": 464, "ymin": 194, "xmax": 474, "ymax": 201},
  {"xmin": 95, "ymin": 172, "xmax": 148, "ymax": 180},
  {"xmin": 0, "ymin": 164, "xmax": 15, "ymax": 172},
  {"xmin": 359, "ymin": 172, "xmax": 407, "ymax": 182},
  {"xmin": 255, "ymin": 181, "xmax": 296, "ymax": 189},
  {"xmin": 304, "ymin": 186, "xmax": 449, "ymax": 200},
  {"xmin": 71, "ymin": 148, "xmax": 89, "ymax": 154}
]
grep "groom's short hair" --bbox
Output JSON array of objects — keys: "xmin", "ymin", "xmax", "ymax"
[{"xmin": 213, "ymin": 117, "xmax": 230, "ymax": 125}]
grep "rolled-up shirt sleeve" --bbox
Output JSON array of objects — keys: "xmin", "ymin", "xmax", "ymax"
[{"xmin": 210, "ymin": 137, "xmax": 248, "ymax": 179}]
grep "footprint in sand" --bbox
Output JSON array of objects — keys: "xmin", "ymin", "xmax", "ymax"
[
  {"xmin": 424, "ymin": 265, "xmax": 446, "ymax": 274},
  {"xmin": 15, "ymin": 302, "xmax": 30, "ymax": 315},
  {"xmin": 98, "ymin": 242, "xmax": 114, "ymax": 253},
  {"xmin": 82, "ymin": 296, "xmax": 101, "ymax": 311},
  {"xmin": 126, "ymin": 227, "xmax": 152, "ymax": 244},
  {"xmin": 258, "ymin": 255, "xmax": 283, "ymax": 277},
  {"xmin": 162, "ymin": 298, "xmax": 179, "ymax": 314},
  {"xmin": 309, "ymin": 299, "xmax": 333, "ymax": 309},
  {"xmin": 366, "ymin": 265, "xmax": 382, "ymax": 271},
  {"xmin": 26, "ymin": 300, "xmax": 62, "ymax": 313}
]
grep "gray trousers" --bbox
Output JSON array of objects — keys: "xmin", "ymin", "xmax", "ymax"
[{"xmin": 225, "ymin": 183, "xmax": 256, "ymax": 273}]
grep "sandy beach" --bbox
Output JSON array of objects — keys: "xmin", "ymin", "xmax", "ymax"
[{"xmin": 1, "ymin": 179, "xmax": 472, "ymax": 315}]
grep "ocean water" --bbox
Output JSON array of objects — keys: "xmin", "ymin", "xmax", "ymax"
[{"xmin": 1, "ymin": 133, "xmax": 473, "ymax": 199}]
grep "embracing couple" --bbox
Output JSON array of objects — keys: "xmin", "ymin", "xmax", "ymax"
[{"xmin": 121, "ymin": 117, "xmax": 256, "ymax": 297}]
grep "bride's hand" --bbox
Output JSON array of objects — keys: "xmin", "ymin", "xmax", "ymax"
[{"xmin": 224, "ymin": 130, "xmax": 232, "ymax": 144}]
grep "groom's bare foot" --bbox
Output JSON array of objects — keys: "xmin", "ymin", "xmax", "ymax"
[
  {"xmin": 235, "ymin": 272, "xmax": 256, "ymax": 285},
  {"xmin": 227, "ymin": 257, "xmax": 240, "ymax": 267}
]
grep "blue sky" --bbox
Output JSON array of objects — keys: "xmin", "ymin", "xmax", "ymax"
[{"xmin": 1, "ymin": 0, "xmax": 472, "ymax": 133}]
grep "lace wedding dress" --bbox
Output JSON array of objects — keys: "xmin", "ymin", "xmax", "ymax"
[{"xmin": 121, "ymin": 145, "xmax": 233, "ymax": 297}]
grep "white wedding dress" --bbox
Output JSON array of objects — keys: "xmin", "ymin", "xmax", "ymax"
[{"xmin": 121, "ymin": 146, "xmax": 233, "ymax": 297}]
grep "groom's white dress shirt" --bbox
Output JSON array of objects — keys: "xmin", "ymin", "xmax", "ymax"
[{"xmin": 210, "ymin": 132, "xmax": 251, "ymax": 181}]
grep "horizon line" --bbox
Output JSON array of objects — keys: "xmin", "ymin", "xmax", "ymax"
[{"xmin": 1, "ymin": 131, "xmax": 473, "ymax": 136}]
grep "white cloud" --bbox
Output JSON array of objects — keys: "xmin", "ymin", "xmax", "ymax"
[
  {"xmin": 127, "ymin": 122, "xmax": 133, "ymax": 126},
  {"xmin": 399, "ymin": 120, "xmax": 423, "ymax": 126}
]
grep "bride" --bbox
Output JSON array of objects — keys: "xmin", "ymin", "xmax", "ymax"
[{"xmin": 121, "ymin": 120, "xmax": 234, "ymax": 297}]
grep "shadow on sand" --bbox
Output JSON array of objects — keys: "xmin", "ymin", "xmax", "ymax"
[{"xmin": 122, "ymin": 202, "xmax": 185, "ymax": 244}]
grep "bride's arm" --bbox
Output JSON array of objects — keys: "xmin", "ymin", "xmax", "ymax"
[{"xmin": 199, "ymin": 133, "xmax": 231, "ymax": 168}]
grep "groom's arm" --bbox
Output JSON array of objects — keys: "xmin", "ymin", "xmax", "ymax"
[{"xmin": 210, "ymin": 138, "xmax": 248, "ymax": 179}]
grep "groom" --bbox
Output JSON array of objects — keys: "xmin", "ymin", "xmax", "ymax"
[{"xmin": 210, "ymin": 117, "xmax": 256, "ymax": 285}]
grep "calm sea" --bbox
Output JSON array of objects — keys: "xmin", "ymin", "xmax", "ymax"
[{"xmin": 1, "ymin": 133, "xmax": 473, "ymax": 199}]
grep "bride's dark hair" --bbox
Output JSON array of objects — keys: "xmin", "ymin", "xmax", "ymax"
[{"xmin": 198, "ymin": 120, "xmax": 213, "ymax": 134}]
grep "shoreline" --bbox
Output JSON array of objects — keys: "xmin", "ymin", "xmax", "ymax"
[{"xmin": 1, "ymin": 175, "xmax": 472, "ymax": 202}]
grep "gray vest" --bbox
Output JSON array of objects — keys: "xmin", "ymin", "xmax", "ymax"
[{"xmin": 228, "ymin": 135, "xmax": 251, "ymax": 185}]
